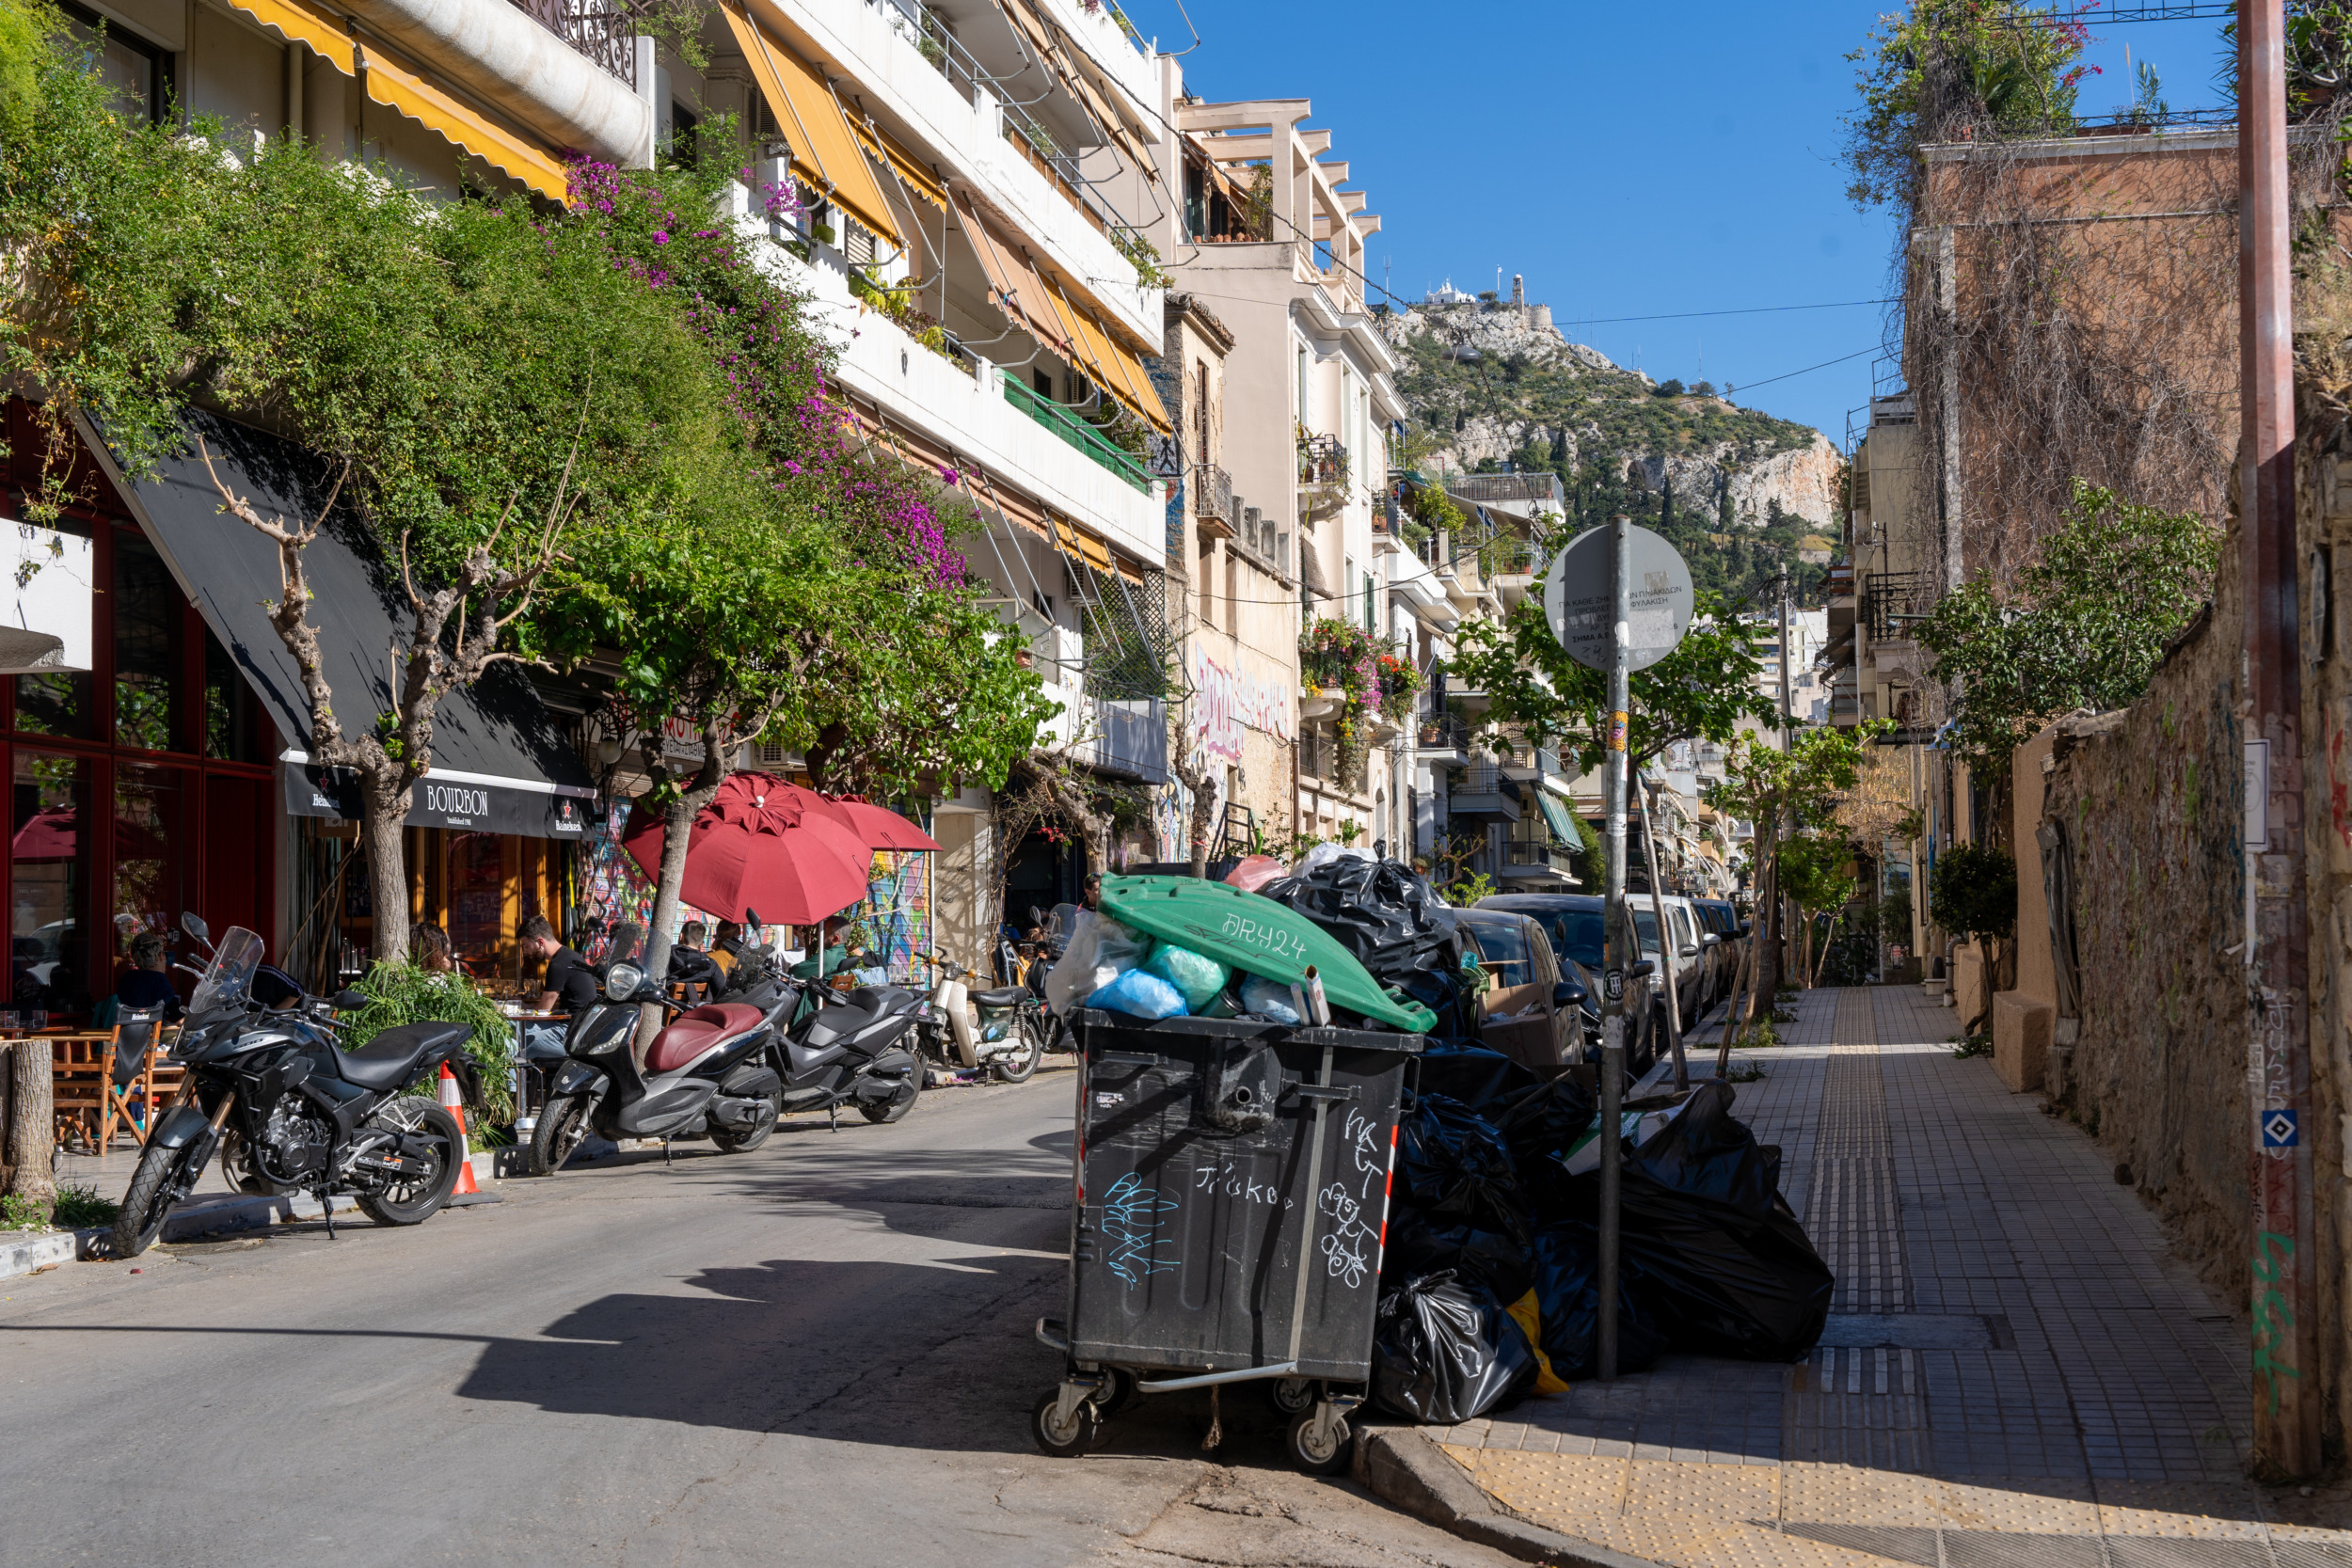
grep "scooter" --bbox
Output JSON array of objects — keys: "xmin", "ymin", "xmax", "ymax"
[
  {"xmin": 915, "ymin": 946, "xmax": 1044, "ymax": 1084},
  {"xmin": 527, "ymin": 947, "xmax": 788, "ymax": 1176},
  {"xmin": 771, "ymin": 975, "xmax": 927, "ymax": 1127}
]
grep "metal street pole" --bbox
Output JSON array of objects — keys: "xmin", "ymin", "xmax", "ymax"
[
  {"xmin": 2238, "ymin": 0, "xmax": 2318, "ymax": 1480},
  {"xmin": 1597, "ymin": 513, "xmax": 1631, "ymax": 1381},
  {"xmin": 1640, "ymin": 775, "xmax": 1690, "ymax": 1091}
]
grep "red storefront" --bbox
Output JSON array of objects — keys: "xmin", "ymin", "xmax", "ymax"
[{"xmin": 1, "ymin": 403, "xmax": 275, "ymax": 1021}]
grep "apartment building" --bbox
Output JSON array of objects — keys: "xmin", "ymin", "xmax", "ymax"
[{"xmin": 1111, "ymin": 58, "xmax": 1406, "ymax": 857}]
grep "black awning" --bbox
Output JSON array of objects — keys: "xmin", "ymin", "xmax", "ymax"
[{"xmin": 89, "ymin": 410, "xmax": 596, "ymax": 839}]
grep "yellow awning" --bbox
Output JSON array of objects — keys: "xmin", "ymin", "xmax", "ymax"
[
  {"xmin": 224, "ymin": 0, "xmax": 567, "ymax": 201},
  {"xmin": 997, "ymin": 0, "xmax": 1156, "ymax": 182},
  {"xmin": 848, "ymin": 115, "xmax": 947, "ymax": 213},
  {"xmin": 1055, "ymin": 518, "xmax": 1113, "ymax": 576},
  {"xmin": 1044, "ymin": 272, "xmax": 1170, "ymax": 436},
  {"xmin": 723, "ymin": 3, "xmax": 899, "ymax": 247},
  {"xmin": 358, "ymin": 44, "xmax": 568, "ymax": 201}
]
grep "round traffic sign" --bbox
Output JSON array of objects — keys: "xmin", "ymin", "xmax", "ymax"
[{"xmin": 1542, "ymin": 524, "xmax": 1694, "ymax": 673}]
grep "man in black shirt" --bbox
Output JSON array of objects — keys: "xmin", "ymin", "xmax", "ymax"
[{"xmin": 522, "ymin": 916, "xmax": 599, "ymax": 1014}]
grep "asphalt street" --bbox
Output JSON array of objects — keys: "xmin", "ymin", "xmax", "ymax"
[{"xmin": 0, "ymin": 1064, "xmax": 1513, "ymax": 1568}]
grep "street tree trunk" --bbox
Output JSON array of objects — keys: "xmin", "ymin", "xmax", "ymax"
[
  {"xmin": 641, "ymin": 715, "xmax": 732, "ymax": 991},
  {"xmin": 1168, "ymin": 713, "xmax": 1220, "ymax": 879},
  {"xmin": 1750, "ymin": 826, "xmax": 1782, "ymax": 1011},
  {"xmin": 5, "ymin": 1039, "xmax": 55, "ymax": 1212}
]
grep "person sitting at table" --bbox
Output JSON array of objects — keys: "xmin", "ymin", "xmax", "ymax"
[
  {"xmin": 669, "ymin": 922, "xmax": 722, "ymax": 1005},
  {"xmin": 708, "ymin": 921, "xmax": 744, "ymax": 978},
  {"xmin": 413, "ymin": 925, "xmax": 456, "ymax": 974},
  {"xmin": 114, "ymin": 931, "xmax": 180, "ymax": 1021},
  {"xmin": 788, "ymin": 915, "xmax": 851, "ymax": 981},
  {"xmin": 520, "ymin": 915, "xmax": 598, "ymax": 1015}
]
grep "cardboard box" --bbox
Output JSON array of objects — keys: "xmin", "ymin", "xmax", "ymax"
[{"xmin": 1480, "ymin": 981, "xmax": 1565, "ymax": 1069}]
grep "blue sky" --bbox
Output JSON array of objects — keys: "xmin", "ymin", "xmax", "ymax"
[{"xmin": 1119, "ymin": 1, "xmax": 2231, "ymax": 447}]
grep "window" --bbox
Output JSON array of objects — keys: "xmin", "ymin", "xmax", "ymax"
[
  {"xmin": 1362, "ymin": 570, "xmax": 1375, "ymax": 632},
  {"xmin": 1295, "ymin": 343, "xmax": 1307, "ymax": 425},
  {"xmin": 114, "ymin": 529, "xmax": 183, "ymax": 752},
  {"xmin": 59, "ymin": 2, "xmax": 165, "ymax": 124},
  {"xmin": 1033, "ymin": 369, "xmax": 1054, "ymax": 400},
  {"xmin": 12, "ymin": 751, "xmax": 90, "ymax": 1011}
]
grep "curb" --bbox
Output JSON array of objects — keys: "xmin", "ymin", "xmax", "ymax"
[
  {"xmin": 1, "ymin": 1228, "xmax": 78, "ymax": 1280},
  {"xmin": 1353, "ymin": 1428, "xmax": 1658, "ymax": 1568}
]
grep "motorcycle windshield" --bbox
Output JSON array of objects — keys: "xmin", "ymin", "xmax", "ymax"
[{"xmin": 187, "ymin": 927, "xmax": 264, "ymax": 1015}]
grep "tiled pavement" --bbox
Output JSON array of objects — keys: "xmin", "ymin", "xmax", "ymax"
[{"xmin": 1415, "ymin": 985, "xmax": 2350, "ymax": 1567}]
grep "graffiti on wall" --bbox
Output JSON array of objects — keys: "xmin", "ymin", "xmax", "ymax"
[{"xmin": 1189, "ymin": 648, "xmax": 1293, "ymax": 763}]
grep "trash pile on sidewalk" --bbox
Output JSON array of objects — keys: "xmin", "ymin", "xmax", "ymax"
[
  {"xmin": 1057, "ymin": 851, "xmax": 1832, "ymax": 1429},
  {"xmin": 1373, "ymin": 1049, "xmax": 1833, "ymax": 1422}
]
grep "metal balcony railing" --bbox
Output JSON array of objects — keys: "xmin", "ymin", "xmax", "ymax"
[
  {"xmin": 1446, "ymin": 472, "xmax": 1565, "ymax": 509},
  {"xmin": 1503, "ymin": 837, "xmax": 1575, "ymax": 872},
  {"xmin": 1297, "ymin": 433, "xmax": 1349, "ymax": 489},
  {"xmin": 1004, "ymin": 375, "xmax": 1150, "ymax": 492},
  {"xmin": 1193, "ymin": 464, "xmax": 1233, "ymax": 525},
  {"xmin": 505, "ymin": 0, "xmax": 636, "ymax": 86},
  {"xmin": 1416, "ymin": 713, "xmax": 1471, "ymax": 753},
  {"xmin": 1864, "ymin": 571, "xmax": 1930, "ymax": 641}
]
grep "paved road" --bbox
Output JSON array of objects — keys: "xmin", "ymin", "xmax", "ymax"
[{"xmin": 2, "ymin": 1066, "xmax": 1511, "ymax": 1568}]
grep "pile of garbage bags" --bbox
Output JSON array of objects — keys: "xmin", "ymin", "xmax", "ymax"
[{"xmin": 1370, "ymin": 1048, "xmax": 1833, "ymax": 1424}]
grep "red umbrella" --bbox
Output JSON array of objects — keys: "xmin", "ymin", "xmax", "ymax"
[
  {"xmin": 827, "ymin": 797, "xmax": 943, "ymax": 852},
  {"xmin": 620, "ymin": 773, "xmax": 872, "ymax": 925}
]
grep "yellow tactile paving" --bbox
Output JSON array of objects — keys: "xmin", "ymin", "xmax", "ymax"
[
  {"xmin": 1440, "ymin": 1449, "xmax": 2351, "ymax": 1567},
  {"xmin": 2093, "ymin": 1479, "xmax": 2271, "ymax": 1538}
]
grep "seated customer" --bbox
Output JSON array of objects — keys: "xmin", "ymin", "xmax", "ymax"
[
  {"xmin": 115, "ymin": 932, "xmax": 179, "ymax": 1020},
  {"xmin": 413, "ymin": 925, "xmax": 457, "ymax": 974}
]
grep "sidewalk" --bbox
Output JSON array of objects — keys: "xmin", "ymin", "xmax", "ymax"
[{"xmin": 1407, "ymin": 985, "xmax": 2352, "ymax": 1566}]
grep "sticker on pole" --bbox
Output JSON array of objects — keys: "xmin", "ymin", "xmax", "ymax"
[
  {"xmin": 2263, "ymin": 1109, "xmax": 2299, "ymax": 1148},
  {"xmin": 1542, "ymin": 524, "xmax": 1695, "ymax": 673}
]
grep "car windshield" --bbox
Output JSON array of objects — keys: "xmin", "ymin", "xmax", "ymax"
[
  {"xmin": 1632, "ymin": 910, "xmax": 1661, "ymax": 957},
  {"xmin": 1542, "ymin": 908, "xmax": 1605, "ymax": 968},
  {"xmin": 1459, "ymin": 915, "xmax": 1536, "ymax": 988},
  {"xmin": 187, "ymin": 927, "xmax": 263, "ymax": 1015}
]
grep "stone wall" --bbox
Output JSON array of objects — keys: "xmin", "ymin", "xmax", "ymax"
[{"xmin": 2041, "ymin": 346, "xmax": 2352, "ymax": 1451}]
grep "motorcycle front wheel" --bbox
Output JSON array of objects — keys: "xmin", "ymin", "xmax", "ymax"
[
  {"xmin": 112, "ymin": 1136, "xmax": 206, "ymax": 1259},
  {"xmin": 358, "ymin": 1098, "xmax": 464, "ymax": 1226},
  {"xmin": 991, "ymin": 1018, "xmax": 1045, "ymax": 1084},
  {"xmin": 528, "ymin": 1092, "xmax": 596, "ymax": 1176}
]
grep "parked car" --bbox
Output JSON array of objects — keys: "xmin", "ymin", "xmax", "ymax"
[
  {"xmin": 1627, "ymin": 899, "xmax": 1706, "ymax": 1032},
  {"xmin": 1450, "ymin": 906, "xmax": 1584, "ymax": 1069},
  {"xmin": 1475, "ymin": 894, "xmax": 1662, "ymax": 1075},
  {"xmin": 1695, "ymin": 899, "xmax": 1743, "ymax": 1006}
]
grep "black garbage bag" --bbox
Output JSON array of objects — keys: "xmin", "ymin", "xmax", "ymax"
[
  {"xmin": 1396, "ymin": 1094, "xmax": 1527, "ymax": 1241},
  {"xmin": 1530, "ymin": 1219, "xmax": 1667, "ymax": 1381},
  {"xmin": 1612, "ymin": 1083, "xmax": 1831, "ymax": 1360},
  {"xmin": 1494, "ymin": 1074, "xmax": 1598, "ymax": 1167},
  {"xmin": 1371, "ymin": 1272, "xmax": 1538, "ymax": 1424},
  {"xmin": 1381, "ymin": 1211, "xmax": 1535, "ymax": 1302},
  {"xmin": 1416, "ymin": 1042, "xmax": 1537, "ymax": 1115},
  {"xmin": 1257, "ymin": 857, "xmax": 1479, "ymax": 1038}
]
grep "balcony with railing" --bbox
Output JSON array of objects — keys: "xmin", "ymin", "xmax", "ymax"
[
  {"xmin": 1502, "ymin": 831, "xmax": 1577, "ymax": 882},
  {"xmin": 1864, "ymin": 571, "xmax": 1930, "ymax": 642},
  {"xmin": 504, "ymin": 0, "xmax": 637, "ymax": 85},
  {"xmin": 1448, "ymin": 761, "xmax": 1521, "ymax": 824},
  {"xmin": 1004, "ymin": 375, "xmax": 1151, "ymax": 492},
  {"xmin": 1297, "ymin": 433, "xmax": 1350, "ymax": 490},
  {"xmin": 1193, "ymin": 463, "xmax": 1234, "ymax": 537}
]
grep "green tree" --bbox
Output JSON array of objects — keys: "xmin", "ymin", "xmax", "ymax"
[
  {"xmin": 1450, "ymin": 587, "xmax": 1778, "ymax": 777},
  {"xmin": 1913, "ymin": 479, "xmax": 2218, "ymax": 781},
  {"xmin": 1777, "ymin": 832, "xmax": 1860, "ymax": 987},
  {"xmin": 1718, "ymin": 478, "xmax": 1734, "ymax": 532}
]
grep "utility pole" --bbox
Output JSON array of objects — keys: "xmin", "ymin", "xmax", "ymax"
[
  {"xmin": 1597, "ymin": 513, "xmax": 1631, "ymax": 1382},
  {"xmin": 2239, "ymin": 0, "xmax": 2318, "ymax": 1480}
]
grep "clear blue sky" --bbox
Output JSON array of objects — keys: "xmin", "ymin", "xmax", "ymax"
[{"xmin": 1119, "ymin": 1, "xmax": 2231, "ymax": 447}]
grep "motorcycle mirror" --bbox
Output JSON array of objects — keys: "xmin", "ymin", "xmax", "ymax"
[
  {"xmin": 180, "ymin": 911, "xmax": 213, "ymax": 951},
  {"xmin": 604, "ymin": 961, "xmax": 644, "ymax": 1001},
  {"xmin": 331, "ymin": 989, "xmax": 368, "ymax": 1010},
  {"xmin": 744, "ymin": 907, "xmax": 762, "ymax": 929}
]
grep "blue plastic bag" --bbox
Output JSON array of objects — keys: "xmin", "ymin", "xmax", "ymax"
[
  {"xmin": 1088, "ymin": 968, "xmax": 1189, "ymax": 1020},
  {"xmin": 1239, "ymin": 974, "xmax": 1301, "ymax": 1023},
  {"xmin": 1144, "ymin": 941, "xmax": 1232, "ymax": 1011}
]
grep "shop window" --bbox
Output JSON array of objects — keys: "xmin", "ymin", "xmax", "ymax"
[
  {"xmin": 204, "ymin": 626, "xmax": 264, "ymax": 762},
  {"xmin": 58, "ymin": 1, "xmax": 165, "ymax": 125},
  {"xmin": 112, "ymin": 764, "xmax": 189, "ymax": 985},
  {"xmin": 114, "ymin": 529, "xmax": 183, "ymax": 752},
  {"xmin": 449, "ymin": 832, "xmax": 505, "ymax": 967},
  {"xmin": 11, "ymin": 752, "xmax": 90, "ymax": 1013}
]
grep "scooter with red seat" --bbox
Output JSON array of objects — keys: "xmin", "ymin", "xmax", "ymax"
[{"xmin": 526, "ymin": 952, "xmax": 787, "ymax": 1176}]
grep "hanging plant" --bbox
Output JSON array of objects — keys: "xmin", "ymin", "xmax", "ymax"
[{"xmin": 1375, "ymin": 651, "xmax": 1424, "ymax": 722}]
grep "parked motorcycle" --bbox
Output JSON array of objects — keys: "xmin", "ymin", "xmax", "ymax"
[
  {"xmin": 527, "ymin": 942, "xmax": 788, "ymax": 1176},
  {"xmin": 914, "ymin": 946, "xmax": 1044, "ymax": 1084},
  {"xmin": 772, "ymin": 976, "xmax": 928, "ymax": 1126},
  {"xmin": 112, "ymin": 915, "xmax": 473, "ymax": 1259}
]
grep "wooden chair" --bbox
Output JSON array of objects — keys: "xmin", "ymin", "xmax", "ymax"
[
  {"xmin": 98, "ymin": 1009, "xmax": 166, "ymax": 1151},
  {"xmin": 46, "ymin": 1034, "xmax": 111, "ymax": 1154}
]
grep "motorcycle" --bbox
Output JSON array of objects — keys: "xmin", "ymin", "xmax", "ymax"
[
  {"xmin": 914, "ymin": 945, "xmax": 1044, "ymax": 1084},
  {"xmin": 527, "ymin": 928, "xmax": 788, "ymax": 1176},
  {"xmin": 112, "ymin": 915, "xmax": 473, "ymax": 1259},
  {"xmin": 771, "ymin": 974, "xmax": 928, "ymax": 1127}
]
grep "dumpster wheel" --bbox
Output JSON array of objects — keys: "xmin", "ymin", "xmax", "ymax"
[
  {"xmin": 1031, "ymin": 1386, "xmax": 1099, "ymax": 1457},
  {"xmin": 1285, "ymin": 1403, "xmax": 1352, "ymax": 1475},
  {"xmin": 1263, "ymin": 1375, "xmax": 1314, "ymax": 1417}
]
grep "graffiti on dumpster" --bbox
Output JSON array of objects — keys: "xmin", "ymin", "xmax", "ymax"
[
  {"xmin": 1317, "ymin": 1182, "xmax": 1375, "ymax": 1289},
  {"xmin": 1101, "ymin": 1173, "xmax": 1181, "ymax": 1288},
  {"xmin": 2251, "ymin": 1229, "xmax": 2304, "ymax": 1417}
]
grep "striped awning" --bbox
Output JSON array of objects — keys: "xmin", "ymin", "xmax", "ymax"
[{"xmin": 723, "ymin": 3, "xmax": 900, "ymax": 246}]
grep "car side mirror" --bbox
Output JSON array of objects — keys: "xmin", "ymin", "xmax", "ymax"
[
  {"xmin": 1679, "ymin": 944, "xmax": 1700, "ymax": 958},
  {"xmin": 331, "ymin": 989, "xmax": 368, "ymax": 1011},
  {"xmin": 1701, "ymin": 932, "xmax": 1722, "ymax": 947},
  {"xmin": 1552, "ymin": 980, "xmax": 1586, "ymax": 1010},
  {"xmin": 1629, "ymin": 958, "xmax": 1656, "ymax": 979}
]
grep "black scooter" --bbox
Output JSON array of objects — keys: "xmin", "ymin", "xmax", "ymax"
[
  {"xmin": 527, "ymin": 943, "xmax": 787, "ymax": 1176},
  {"xmin": 771, "ymin": 971, "xmax": 927, "ymax": 1128}
]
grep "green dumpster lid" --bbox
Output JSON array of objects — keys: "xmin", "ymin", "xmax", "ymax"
[{"xmin": 1097, "ymin": 874, "xmax": 1437, "ymax": 1034}]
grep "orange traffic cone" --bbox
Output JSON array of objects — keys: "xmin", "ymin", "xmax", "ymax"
[{"xmin": 438, "ymin": 1063, "xmax": 481, "ymax": 1196}]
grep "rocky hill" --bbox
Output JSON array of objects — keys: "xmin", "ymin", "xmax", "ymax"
[{"xmin": 1378, "ymin": 297, "xmax": 1844, "ymax": 603}]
